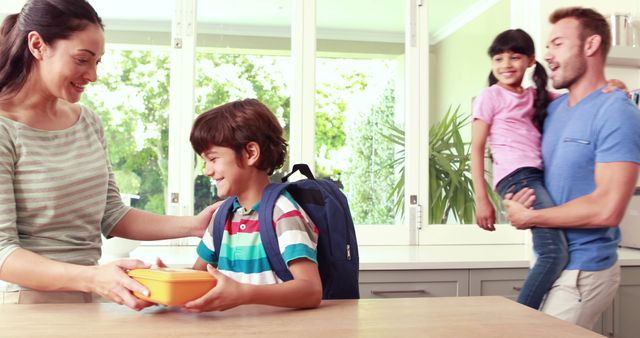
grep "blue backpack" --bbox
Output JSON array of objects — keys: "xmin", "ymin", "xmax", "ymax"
[{"xmin": 211, "ymin": 163, "xmax": 360, "ymax": 299}]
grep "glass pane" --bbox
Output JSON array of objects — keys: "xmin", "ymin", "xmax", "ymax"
[
  {"xmin": 428, "ymin": 1, "xmax": 511, "ymax": 224},
  {"xmin": 82, "ymin": 0, "xmax": 172, "ymax": 214},
  {"xmin": 193, "ymin": 0, "xmax": 292, "ymax": 213},
  {"xmin": 316, "ymin": 0, "xmax": 405, "ymax": 226}
]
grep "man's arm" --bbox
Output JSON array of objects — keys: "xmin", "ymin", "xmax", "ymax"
[{"xmin": 504, "ymin": 162, "xmax": 638, "ymax": 229}]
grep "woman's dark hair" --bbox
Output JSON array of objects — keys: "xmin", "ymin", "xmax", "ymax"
[
  {"xmin": 487, "ymin": 29, "xmax": 549, "ymax": 131},
  {"xmin": 190, "ymin": 99, "xmax": 288, "ymax": 176},
  {"xmin": 0, "ymin": 0, "xmax": 103, "ymax": 99}
]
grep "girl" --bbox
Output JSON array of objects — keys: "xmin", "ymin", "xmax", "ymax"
[{"xmin": 471, "ymin": 29, "xmax": 554, "ymax": 310}]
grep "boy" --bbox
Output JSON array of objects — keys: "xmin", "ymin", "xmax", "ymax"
[{"xmin": 184, "ymin": 99, "xmax": 322, "ymax": 312}]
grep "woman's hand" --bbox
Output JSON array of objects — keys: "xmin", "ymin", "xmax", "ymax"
[
  {"xmin": 90, "ymin": 259, "xmax": 155, "ymax": 311},
  {"xmin": 475, "ymin": 198, "xmax": 496, "ymax": 231},
  {"xmin": 603, "ymin": 78, "xmax": 629, "ymax": 97},
  {"xmin": 190, "ymin": 200, "xmax": 224, "ymax": 237},
  {"xmin": 182, "ymin": 264, "xmax": 246, "ymax": 312}
]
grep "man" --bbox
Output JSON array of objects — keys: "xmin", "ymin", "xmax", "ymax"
[{"xmin": 503, "ymin": 7, "xmax": 640, "ymax": 329}]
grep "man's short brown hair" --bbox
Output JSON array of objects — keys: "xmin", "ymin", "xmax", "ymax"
[
  {"xmin": 190, "ymin": 99, "xmax": 287, "ymax": 175},
  {"xmin": 549, "ymin": 7, "xmax": 611, "ymax": 58}
]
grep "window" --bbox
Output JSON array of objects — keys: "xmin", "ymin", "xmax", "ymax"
[
  {"xmin": 82, "ymin": 48, "xmax": 171, "ymax": 214},
  {"xmin": 192, "ymin": 0, "xmax": 292, "ymax": 213},
  {"xmin": 1, "ymin": 0, "xmax": 533, "ymax": 247},
  {"xmin": 427, "ymin": 1, "xmax": 516, "ymax": 226},
  {"xmin": 84, "ymin": 0, "xmax": 444, "ymax": 246},
  {"xmin": 423, "ymin": 0, "xmax": 524, "ymax": 245},
  {"xmin": 314, "ymin": 1, "xmax": 405, "ymax": 230},
  {"xmin": 84, "ymin": 1, "xmax": 173, "ymax": 215}
]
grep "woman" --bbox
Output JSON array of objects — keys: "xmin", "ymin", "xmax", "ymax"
[{"xmin": 0, "ymin": 0, "xmax": 216, "ymax": 310}]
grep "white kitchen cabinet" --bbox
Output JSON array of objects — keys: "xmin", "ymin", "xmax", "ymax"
[
  {"xmin": 359, "ymin": 270, "xmax": 469, "ymax": 299},
  {"xmin": 468, "ymin": 268, "xmax": 527, "ymax": 301},
  {"xmin": 598, "ymin": 266, "xmax": 640, "ymax": 338},
  {"xmin": 608, "ymin": 46, "xmax": 640, "ymax": 68}
]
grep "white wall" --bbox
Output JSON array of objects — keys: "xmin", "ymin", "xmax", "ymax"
[
  {"xmin": 0, "ymin": 1, "xmax": 25, "ymax": 14},
  {"xmin": 429, "ymin": 0, "xmax": 511, "ymax": 131}
]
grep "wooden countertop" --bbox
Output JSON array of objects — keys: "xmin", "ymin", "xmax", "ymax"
[{"xmin": 0, "ymin": 296, "xmax": 600, "ymax": 337}]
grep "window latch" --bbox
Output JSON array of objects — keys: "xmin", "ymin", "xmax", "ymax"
[{"xmin": 409, "ymin": 195, "xmax": 422, "ymax": 230}]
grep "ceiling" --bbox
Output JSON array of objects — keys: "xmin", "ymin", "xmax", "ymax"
[{"xmin": 1, "ymin": 0, "xmax": 492, "ymax": 42}]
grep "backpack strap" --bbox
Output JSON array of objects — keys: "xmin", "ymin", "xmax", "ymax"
[
  {"xmin": 258, "ymin": 183, "xmax": 294, "ymax": 282},
  {"xmin": 211, "ymin": 197, "xmax": 237, "ymax": 264}
]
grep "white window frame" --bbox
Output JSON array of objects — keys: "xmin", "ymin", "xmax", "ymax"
[
  {"xmin": 413, "ymin": 0, "xmax": 533, "ymax": 246},
  {"xmin": 167, "ymin": 0, "xmax": 197, "ymax": 221},
  {"xmin": 92, "ymin": 0, "xmax": 530, "ymax": 247},
  {"xmin": 289, "ymin": 0, "xmax": 316, "ymax": 168}
]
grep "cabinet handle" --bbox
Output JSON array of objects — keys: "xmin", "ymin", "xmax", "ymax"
[
  {"xmin": 512, "ymin": 286, "xmax": 522, "ymax": 291},
  {"xmin": 371, "ymin": 289, "xmax": 429, "ymax": 296}
]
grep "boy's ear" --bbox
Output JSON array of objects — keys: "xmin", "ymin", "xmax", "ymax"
[{"xmin": 244, "ymin": 142, "xmax": 261, "ymax": 166}]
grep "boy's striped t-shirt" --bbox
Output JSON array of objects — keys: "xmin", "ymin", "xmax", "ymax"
[{"xmin": 197, "ymin": 192, "xmax": 319, "ymax": 284}]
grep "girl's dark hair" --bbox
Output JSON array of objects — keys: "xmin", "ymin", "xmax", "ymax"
[
  {"xmin": 190, "ymin": 99, "xmax": 288, "ymax": 176},
  {"xmin": 0, "ymin": 0, "xmax": 103, "ymax": 99},
  {"xmin": 487, "ymin": 29, "xmax": 550, "ymax": 131}
]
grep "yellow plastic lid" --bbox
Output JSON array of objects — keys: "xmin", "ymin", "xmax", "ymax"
[
  {"xmin": 128, "ymin": 268, "xmax": 216, "ymax": 305},
  {"xmin": 128, "ymin": 268, "xmax": 214, "ymax": 282}
]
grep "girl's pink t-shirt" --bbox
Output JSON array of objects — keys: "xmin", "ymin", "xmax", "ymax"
[{"xmin": 472, "ymin": 84, "xmax": 543, "ymax": 189}]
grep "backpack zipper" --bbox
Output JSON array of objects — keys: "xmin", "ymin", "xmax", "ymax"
[{"xmin": 346, "ymin": 244, "xmax": 351, "ymax": 260}]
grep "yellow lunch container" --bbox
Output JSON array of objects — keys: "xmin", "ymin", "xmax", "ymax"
[{"xmin": 128, "ymin": 268, "xmax": 217, "ymax": 306}]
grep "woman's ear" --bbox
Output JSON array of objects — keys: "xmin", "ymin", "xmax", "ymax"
[
  {"xmin": 27, "ymin": 31, "xmax": 46, "ymax": 60},
  {"xmin": 244, "ymin": 142, "xmax": 261, "ymax": 167}
]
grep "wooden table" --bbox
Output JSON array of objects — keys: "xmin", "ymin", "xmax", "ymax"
[{"xmin": 0, "ymin": 296, "xmax": 601, "ymax": 337}]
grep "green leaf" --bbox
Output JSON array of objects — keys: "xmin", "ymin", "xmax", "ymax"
[{"xmin": 381, "ymin": 104, "xmax": 482, "ymax": 225}]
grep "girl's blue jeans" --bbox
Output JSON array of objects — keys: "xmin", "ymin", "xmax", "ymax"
[{"xmin": 496, "ymin": 167, "xmax": 568, "ymax": 310}]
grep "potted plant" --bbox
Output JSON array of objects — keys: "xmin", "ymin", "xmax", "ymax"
[{"xmin": 382, "ymin": 105, "xmax": 498, "ymax": 224}]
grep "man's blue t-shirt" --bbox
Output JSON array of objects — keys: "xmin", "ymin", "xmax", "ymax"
[{"xmin": 542, "ymin": 88, "xmax": 640, "ymax": 271}]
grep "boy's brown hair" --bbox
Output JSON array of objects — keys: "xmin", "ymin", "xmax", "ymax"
[
  {"xmin": 190, "ymin": 99, "xmax": 287, "ymax": 175},
  {"xmin": 549, "ymin": 7, "xmax": 611, "ymax": 58}
]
